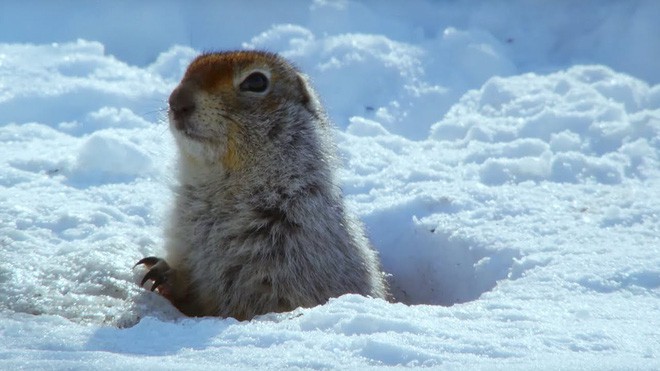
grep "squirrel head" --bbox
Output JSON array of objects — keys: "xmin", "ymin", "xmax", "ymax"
[{"xmin": 168, "ymin": 51, "xmax": 321, "ymax": 171}]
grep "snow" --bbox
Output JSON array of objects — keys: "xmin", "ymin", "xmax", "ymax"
[{"xmin": 1, "ymin": 0, "xmax": 659, "ymax": 369}]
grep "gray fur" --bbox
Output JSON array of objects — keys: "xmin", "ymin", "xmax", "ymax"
[{"xmin": 140, "ymin": 51, "xmax": 388, "ymax": 320}]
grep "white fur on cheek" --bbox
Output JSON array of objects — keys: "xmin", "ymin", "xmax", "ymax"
[{"xmin": 168, "ymin": 91, "xmax": 230, "ymax": 166}]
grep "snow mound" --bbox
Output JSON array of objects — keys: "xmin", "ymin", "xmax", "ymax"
[
  {"xmin": 0, "ymin": 40, "xmax": 173, "ymax": 127},
  {"xmin": 430, "ymin": 65, "xmax": 660, "ymax": 185},
  {"xmin": 338, "ymin": 65, "xmax": 659, "ymax": 308},
  {"xmin": 70, "ymin": 131, "xmax": 155, "ymax": 185}
]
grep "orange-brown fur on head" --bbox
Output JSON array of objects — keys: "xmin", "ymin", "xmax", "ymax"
[
  {"xmin": 184, "ymin": 52, "xmax": 276, "ymax": 91},
  {"xmin": 169, "ymin": 51, "xmax": 308, "ymax": 172}
]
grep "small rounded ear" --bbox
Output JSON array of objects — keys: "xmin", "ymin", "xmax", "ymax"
[{"xmin": 296, "ymin": 72, "xmax": 313, "ymax": 108}]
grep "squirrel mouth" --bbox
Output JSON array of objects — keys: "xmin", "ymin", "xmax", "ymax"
[
  {"xmin": 181, "ymin": 128, "xmax": 203, "ymax": 141},
  {"xmin": 180, "ymin": 128, "xmax": 209, "ymax": 143},
  {"xmin": 170, "ymin": 118, "xmax": 208, "ymax": 143}
]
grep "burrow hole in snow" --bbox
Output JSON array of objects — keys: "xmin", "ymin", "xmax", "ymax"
[{"xmin": 365, "ymin": 209, "xmax": 523, "ymax": 306}]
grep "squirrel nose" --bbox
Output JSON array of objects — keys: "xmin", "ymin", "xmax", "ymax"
[{"xmin": 168, "ymin": 85, "xmax": 196, "ymax": 126}]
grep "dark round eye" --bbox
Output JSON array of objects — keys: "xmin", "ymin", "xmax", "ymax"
[{"xmin": 239, "ymin": 72, "xmax": 269, "ymax": 93}]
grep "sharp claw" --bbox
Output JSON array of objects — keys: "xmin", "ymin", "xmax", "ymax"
[
  {"xmin": 134, "ymin": 256, "xmax": 160, "ymax": 268},
  {"xmin": 151, "ymin": 276, "xmax": 165, "ymax": 292},
  {"xmin": 135, "ymin": 257, "xmax": 172, "ymax": 294},
  {"xmin": 141, "ymin": 267, "xmax": 161, "ymax": 287}
]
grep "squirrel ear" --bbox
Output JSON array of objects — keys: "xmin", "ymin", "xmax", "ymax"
[{"xmin": 296, "ymin": 73, "xmax": 313, "ymax": 108}]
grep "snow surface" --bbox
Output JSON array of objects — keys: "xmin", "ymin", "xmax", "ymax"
[{"xmin": 1, "ymin": 0, "xmax": 659, "ymax": 369}]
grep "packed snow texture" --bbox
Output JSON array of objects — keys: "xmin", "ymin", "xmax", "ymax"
[{"xmin": 1, "ymin": 0, "xmax": 659, "ymax": 369}]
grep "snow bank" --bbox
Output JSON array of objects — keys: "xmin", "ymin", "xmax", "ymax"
[{"xmin": 3, "ymin": 1, "xmax": 660, "ymax": 139}]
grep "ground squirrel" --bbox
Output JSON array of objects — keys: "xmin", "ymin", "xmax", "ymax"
[{"xmin": 135, "ymin": 51, "xmax": 388, "ymax": 320}]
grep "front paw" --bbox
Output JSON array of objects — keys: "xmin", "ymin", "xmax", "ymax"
[{"xmin": 134, "ymin": 256, "xmax": 174, "ymax": 294}]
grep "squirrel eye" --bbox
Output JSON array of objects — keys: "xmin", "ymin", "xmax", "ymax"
[{"xmin": 239, "ymin": 72, "xmax": 269, "ymax": 93}]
